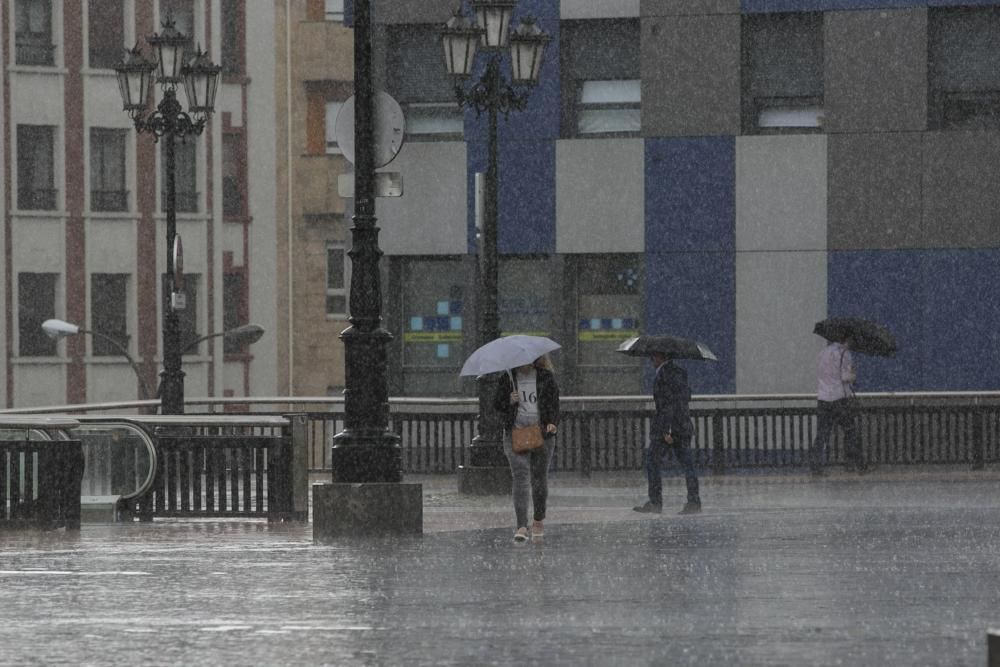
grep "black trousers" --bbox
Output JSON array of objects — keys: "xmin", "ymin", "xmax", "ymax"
[{"xmin": 812, "ymin": 399, "xmax": 863, "ymax": 470}]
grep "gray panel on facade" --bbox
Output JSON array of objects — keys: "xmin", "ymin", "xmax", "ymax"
[
  {"xmin": 562, "ymin": 0, "xmax": 639, "ymax": 19},
  {"xmin": 736, "ymin": 135, "xmax": 827, "ymax": 253},
  {"xmin": 641, "ymin": 15, "xmax": 741, "ymax": 137},
  {"xmin": 373, "ymin": 0, "xmax": 454, "ymax": 25},
  {"xmin": 828, "ymin": 133, "xmax": 922, "ymax": 250},
  {"xmin": 377, "ymin": 142, "xmax": 468, "ymax": 255},
  {"xmin": 922, "ymin": 131, "xmax": 1000, "ymax": 248},
  {"xmin": 640, "ymin": 0, "xmax": 739, "ymax": 16},
  {"xmin": 556, "ymin": 139, "xmax": 644, "ymax": 253},
  {"xmin": 824, "ymin": 9, "xmax": 928, "ymax": 133},
  {"xmin": 735, "ymin": 251, "xmax": 827, "ymax": 394}
]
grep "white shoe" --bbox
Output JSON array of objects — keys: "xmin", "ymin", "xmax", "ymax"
[{"xmin": 513, "ymin": 527, "xmax": 528, "ymax": 543}]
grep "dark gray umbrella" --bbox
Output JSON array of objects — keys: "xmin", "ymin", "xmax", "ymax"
[
  {"xmin": 813, "ymin": 317, "xmax": 897, "ymax": 357},
  {"xmin": 616, "ymin": 335, "xmax": 718, "ymax": 361}
]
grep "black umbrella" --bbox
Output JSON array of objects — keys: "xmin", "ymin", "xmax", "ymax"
[
  {"xmin": 813, "ymin": 317, "xmax": 897, "ymax": 357},
  {"xmin": 616, "ymin": 334, "xmax": 718, "ymax": 361}
]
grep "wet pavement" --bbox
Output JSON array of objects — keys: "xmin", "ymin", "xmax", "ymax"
[{"xmin": 1, "ymin": 468, "xmax": 999, "ymax": 666}]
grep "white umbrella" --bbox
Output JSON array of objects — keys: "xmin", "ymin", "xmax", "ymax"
[{"xmin": 459, "ymin": 335, "xmax": 561, "ymax": 377}]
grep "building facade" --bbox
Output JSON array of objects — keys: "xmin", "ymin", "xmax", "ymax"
[
  {"xmin": 1, "ymin": 0, "xmax": 280, "ymax": 409},
  {"xmin": 360, "ymin": 0, "xmax": 1000, "ymax": 396},
  {"xmin": 276, "ymin": 0, "xmax": 355, "ymax": 398}
]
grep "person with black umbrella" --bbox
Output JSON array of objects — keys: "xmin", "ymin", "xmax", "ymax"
[
  {"xmin": 633, "ymin": 351, "xmax": 702, "ymax": 515},
  {"xmin": 811, "ymin": 335, "xmax": 866, "ymax": 476}
]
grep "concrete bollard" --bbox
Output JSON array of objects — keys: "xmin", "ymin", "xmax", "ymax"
[{"xmin": 990, "ymin": 629, "xmax": 1000, "ymax": 667}]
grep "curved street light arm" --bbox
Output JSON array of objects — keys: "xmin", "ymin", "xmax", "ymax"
[{"xmin": 77, "ymin": 328, "xmax": 154, "ymax": 402}]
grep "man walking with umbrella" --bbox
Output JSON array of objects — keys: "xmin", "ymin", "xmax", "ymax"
[
  {"xmin": 811, "ymin": 317, "xmax": 896, "ymax": 476},
  {"xmin": 633, "ymin": 351, "xmax": 702, "ymax": 515}
]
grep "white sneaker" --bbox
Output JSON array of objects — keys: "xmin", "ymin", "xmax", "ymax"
[
  {"xmin": 531, "ymin": 520, "xmax": 544, "ymax": 538},
  {"xmin": 513, "ymin": 527, "xmax": 528, "ymax": 543}
]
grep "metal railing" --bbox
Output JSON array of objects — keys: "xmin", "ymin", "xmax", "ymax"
[
  {"xmin": 72, "ymin": 416, "xmax": 301, "ymax": 522},
  {"xmin": 8, "ymin": 392, "xmax": 1000, "ymax": 477},
  {"xmin": 0, "ymin": 417, "xmax": 84, "ymax": 529}
]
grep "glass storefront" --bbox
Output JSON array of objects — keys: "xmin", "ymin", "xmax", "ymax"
[
  {"xmin": 574, "ymin": 254, "xmax": 643, "ymax": 395},
  {"xmin": 390, "ymin": 254, "xmax": 643, "ymax": 396}
]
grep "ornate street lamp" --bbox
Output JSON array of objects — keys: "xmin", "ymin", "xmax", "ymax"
[
  {"xmin": 440, "ymin": 3, "xmax": 551, "ymax": 494},
  {"xmin": 115, "ymin": 19, "xmax": 221, "ymax": 415}
]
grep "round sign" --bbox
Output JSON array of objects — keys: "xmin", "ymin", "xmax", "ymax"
[
  {"xmin": 172, "ymin": 234, "xmax": 184, "ymax": 291},
  {"xmin": 335, "ymin": 91, "xmax": 406, "ymax": 168}
]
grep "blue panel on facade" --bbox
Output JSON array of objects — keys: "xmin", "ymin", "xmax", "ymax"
[
  {"xmin": 645, "ymin": 137, "xmax": 735, "ymax": 253},
  {"xmin": 829, "ymin": 249, "xmax": 1000, "ymax": 391},
  {"xmin": 828, "ymin": 251, "xmax": 923, "ymax": 391},
  {"xmin": 644, "ymin": 251, "xmax": 736, "ymax": 394},
  {"xmin": 344, "ymin": 0, "xmax": 353, "ymax": 26},
  {"xmin": 743, "ymin": 0, "xmax": 1000, "ymax": 11},
  {"xmin": 467, "ymin": 139, "xmax": 556, "ymax": 255},
  {"xmin": 919, "ymin": 250, "xmax": 1000, "ymax": 390}
]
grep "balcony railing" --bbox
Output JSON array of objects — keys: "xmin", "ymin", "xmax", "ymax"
[
  {"xmin": 15, "ymin": 35, "xmax": 55, "ymax": 66},
  {"xmin": 91, "ymin": 189, "xmax": 129, "ymax": 212},
  {"xmin": 18, "ymin": 187, "xmax": 58, "ymax": 211}
]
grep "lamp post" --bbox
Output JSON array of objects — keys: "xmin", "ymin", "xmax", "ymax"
[
  {"xmin": 42, "ymin": 318, "xmax": 154, "ymax": 403},
  {"xmin": 440, "ymin": 3, "xmax": 551, "ymax": 493},
  {"xmin": 43, "ymin": 319, "xmax": 264, "ymax": 408},
  {"xmin": 181, "ymin": 323, "xmax": 265, "ymax": 355},
  {"xmin": 114, "ymin": 20, "xmax": 221, "ymax": 415}
]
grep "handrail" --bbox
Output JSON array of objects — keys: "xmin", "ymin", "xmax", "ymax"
[
  {"xmin": 7, "ymin": 391, "xmax": 1000, "ymax": 415},
  {"xmin": 75, "ymin": 420, "xmax": 158, "ymax": 501}
]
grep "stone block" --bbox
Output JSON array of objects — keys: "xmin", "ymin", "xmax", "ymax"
[{"xmin": 312, "ymin": 483, "xmax": 422, "ymax": 541}]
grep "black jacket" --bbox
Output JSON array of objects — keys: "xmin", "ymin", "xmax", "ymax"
[
  {"xmin": 493, "ymin": 368, "xmax": 560, "ymax": 433},
  {"xmin": 651, "ymin": 361, "xmax": 692, "ymax": 440}
]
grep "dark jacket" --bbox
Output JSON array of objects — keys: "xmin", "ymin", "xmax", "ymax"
[
  {"xmin": 651, "ymin": 361, "xmax": 692, "ymax": 440},
  {"xmin": 493, "ymin": 368, "xmax": 560, "ymax": 433}
]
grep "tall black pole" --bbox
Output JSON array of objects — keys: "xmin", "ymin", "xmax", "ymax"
[
  {"xmin": 329, "ymin": 0, "xmax": 402, "ymax": 483},
  {"xmin": 468, "ymin": 59, "xmax": 506, "ymax": 472},
  {"xmin": 159, "ymin": 90, "xmax": 185, "ymax": 415}
]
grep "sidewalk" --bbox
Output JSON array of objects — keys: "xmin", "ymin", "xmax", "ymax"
[
  {"xmin": 411, "ymin": 464, "xmax": 1000, "ymax": 533},
  {"xmin": 0, "ymin": 468, "xmax": 997, "ymax": 666}
]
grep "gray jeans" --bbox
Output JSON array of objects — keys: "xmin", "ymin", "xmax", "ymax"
[{"xmin": 504, "ymin": 436, "xmax": 555, "ymax": 529}]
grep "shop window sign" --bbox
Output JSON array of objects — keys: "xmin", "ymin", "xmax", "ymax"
[{"xmin": 405, "ymin": 300, "xmax": 463, "ymax": 359}]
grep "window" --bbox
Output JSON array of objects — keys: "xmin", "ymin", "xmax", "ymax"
[
  {"xmin": 929, "ymin": 7, "xmax": 1000, "ymax": 130},
  {"xmin": 401, "ymin": 259, "xmax": 465, "ymax": 368},
  {"xmin": 561, "ymin": 20, "xmax": 640, "ymax": 137},
  {"xmin": 741, "ymin": 12, "xmax": 823, "ymax": 133},
  {"xmin": 88, "ymin": 0, "xmax": 124, "ymax": 69},
  {"xmin": 576, "ymin": 80, "xmax": 640, "ymax": 135},
  {"xmin": 17, "ymin": 125, "xmax": 56, "ymax": 210},
  {"xmin": 223, "ymin": 271, "xmax": 247, "ymax": 354},
  {"xmin": 325, "ymin": 101, "xmax": 344, "ymax": 154},
  {"xmin": 162, "ymin": 139, "xmax": 198, "ymax": 213},
  {"xmin": 386, "ymin": 25, "xmax": 463, "ymax": 138},
  {"xmin": 325, "ymin": 0, "xmax": 344, "ymax": 21},
  {"xmin": 91, "ymin": 274, "xmax": 128, "ymax": 356},
  {"xmin": 306, "ymin": 82, "xmax": 352, "ymax": 156},
  {"xmin": 222, "ymin": 132, "xmax": 246, "ymax": 217},
  {"xmin": 15, "ymin": 0, "xmax": 54, "ymax": 66},
  {"xmin": 159, "ymin": 0, "xmax": 194, "ymax": 63},
  {"xmin": 220, "ymin": 0, "xmax": 244, "ymax": 77},
  {"xmin": 18, "ymin": 273, "xmax": 57, "ymax": 356},
  {"xmin": 499, "ymin": 258, "xmax": 556, "ymax": 337},
  {"xmin": 573, "ymin": 255, "xmax": 643, "ymax": 395},
  {"xmin": 163, "ymin": 273, "xmax": 199, "ymax": 355},
  {"xmin": 326, "ymin": 244, "xmax": 347, "ymax": 317},
  {"xmin": 90, "ymin": 128, "xmax": 128, "ymax": 212}
]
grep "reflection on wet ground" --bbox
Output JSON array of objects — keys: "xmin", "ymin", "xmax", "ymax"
[{"xmin": 1, "ymin": 473, "xmax": 999, "ymax": 666}]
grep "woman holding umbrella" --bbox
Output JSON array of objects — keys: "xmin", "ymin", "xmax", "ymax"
[{"xmin": 493, "ymin": 355, "xmax": 560, "ymax": 543}]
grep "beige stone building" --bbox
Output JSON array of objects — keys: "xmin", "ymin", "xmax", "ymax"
[{"xmin": 274, "ymin": 0, "xmax": 354, "ymax": 397}]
